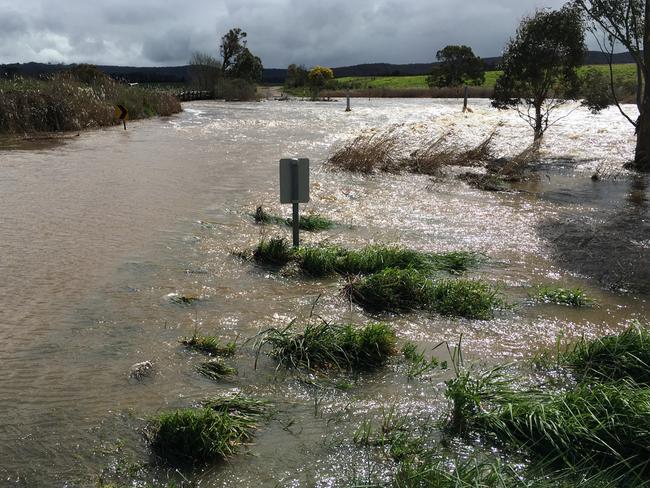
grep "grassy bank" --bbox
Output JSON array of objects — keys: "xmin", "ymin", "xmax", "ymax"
[
  {"xmin": 318, "ymin": 64, "xmax": 637, "ymax": 99},
  {"xmin": 0, "ymin": 68, "xmax": 181, "ymax": 134}
]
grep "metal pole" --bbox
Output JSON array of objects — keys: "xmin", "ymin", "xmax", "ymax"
[
  {"xmin": 346, "ymin": 88, "xmax": 351, "ymax": 112},
  {"xmin": 291, "ymin": 160, "xmax": 300, "ymax": 247},
  {"xmin": 463, "ymin": 85, "xmax": 468, "ymax": 112},
  {"xmin": 292, "ymin": 202, "xmax": 299, "ymax": 247}
]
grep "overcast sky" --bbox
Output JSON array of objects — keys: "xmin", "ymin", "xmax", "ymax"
[{"xmin": 0, "ymin": 0, "xmax": 574, "ymax": 68}]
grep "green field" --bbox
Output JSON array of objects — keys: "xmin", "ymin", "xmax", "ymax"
[{"xmin": 335, "ymin": 64, "xmax": 637, "ymax": 89}]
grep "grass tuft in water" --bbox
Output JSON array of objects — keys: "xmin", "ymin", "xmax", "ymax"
[
  {"xmin": 287, "ymin": 213, "xmax": 335, "ymax": 232},
  {"xmin": 345, "ymin": 268, "xmax": 500, "ymax": 320},
  {"xmin": 458, "ymin": 172, "xmax": 511, "ymax": 192},
  {"xmin": 196, "ymin": 360, "xmax": 237, "ymax": 381},
  {"xmin": 531, "ymin": 285, "xmax": 592, "ymax": 307},
  {"xmin": 256, "ymin": 320, "xmax": 397, "ymax": 371},
  {"xmin": 180, "ymin": 333, "xmax": 236, "ymax": 357},
  {"xmin": 169, "ymin": 294, "xmax": 199, "ymax": 305},
  {"xmin": 252, "ymin": 206, "xmax": 285, "ymax": 225},
  {"xmin": 402, "ymin": 341, "xmax": 446, "ymax": 379},
  {"xmin": 564, "ymin": 322, "xmax": 650, "ymax": 384},
  {"xmin": 148, "ymin": 406, "xmax": 257, "ymax": 465},
  {"xmin": 445, "ymin": 368, "xmax": 650, "ymax": 475},
  {"xmin": 253, "ymin": 237, "xmax": 294, "ymax": 266},
  {"xmin": 253, "ymin": 206, "xmax": 334, "ymax": 231},
  {"xmin": 202, "ymin": 394, "xmax": 269, "ymax": 418}
]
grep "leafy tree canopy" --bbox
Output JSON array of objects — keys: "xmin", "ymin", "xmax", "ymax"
[
  {"xmin": 492, "ymin": 5, "xmax": 586, "ymax": 139},
  {"xmin": 427, "ymin": 45, "xmax": 485, "ymax": 87}
]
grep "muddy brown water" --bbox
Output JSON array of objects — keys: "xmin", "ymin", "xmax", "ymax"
[{"xmin": 0, "ymin": 99, "xmax": 647, "ymax": 487}]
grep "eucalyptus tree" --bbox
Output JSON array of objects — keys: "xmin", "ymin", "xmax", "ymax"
[
  {"xmin": 492, "ymin": 6, "xmax": 586, "ymax": 140},
  {"xmin": 575, "ymin": 0, "xmax": 649, "ymax": 171}
]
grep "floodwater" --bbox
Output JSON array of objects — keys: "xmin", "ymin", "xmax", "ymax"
[{"xmin": 0, "ymin": 99, "xmax": 647, "ymax": 487}]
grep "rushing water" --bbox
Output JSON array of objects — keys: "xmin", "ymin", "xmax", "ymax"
[{"xmin": 0, "ymin": 99, "xmax": 647, "ymax": 487}]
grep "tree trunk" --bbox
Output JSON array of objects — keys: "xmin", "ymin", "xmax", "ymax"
[
  {"xmin": 633, "ymin": 1, "xmax": 650, "ymax": 171},
  {"xmin": 635, "ymin": 89, "xmax": 650, "ymax": 171},
  {"xmin": 534, "ymin": 104, "xmax": 544, "ymax": 140}
]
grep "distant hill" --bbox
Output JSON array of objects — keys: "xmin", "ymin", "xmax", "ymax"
[{"xmin": 0, "ymin": 51, "xmax": 638, "ymax": 85}]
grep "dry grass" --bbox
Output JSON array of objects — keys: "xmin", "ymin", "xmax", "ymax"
[
  {"xmin": 487, "ymin": 141, "xmax": 541, "ymax": 180},
  {"xmin": 0, "ymin": 70, "xmax": 181, "ymax": 134},
  {"xmin": 327, "ymin": 131, "xmax": 497, "ymax": 176},
  {"xmin": 325, "ymin": 132, "xmax": 399, "ymax": 174}
]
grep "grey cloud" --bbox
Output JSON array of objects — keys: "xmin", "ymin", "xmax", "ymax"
[{"xmin": 0, "ymin": 0, "xmax": 579, "ymax": 67}]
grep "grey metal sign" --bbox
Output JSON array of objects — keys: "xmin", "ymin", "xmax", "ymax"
[{"xmin": 279, "ymin": 158, "xmax": 310, "ymax": 204}]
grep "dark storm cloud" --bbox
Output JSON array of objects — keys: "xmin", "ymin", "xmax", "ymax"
[{"xmin": 0, "ymin": 0, "xmax": 572, "ymax": 67}]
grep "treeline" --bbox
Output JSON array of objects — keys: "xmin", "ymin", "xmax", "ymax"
[
  {"xmin": 0, "ymin": 51, "xmax": 637, "ymax": 86},
  {"xmin": 0, "ymin": 65, "xmax": 181, "ymax": 134}
]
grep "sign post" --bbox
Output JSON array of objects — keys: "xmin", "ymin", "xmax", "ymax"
[
  {"xmin": 279, "ymin": 158, "xmax": 310, "ymax": 248},
  {"xmin": 115, "ymin": 104, "xmax": 128, "ymax": 130}
]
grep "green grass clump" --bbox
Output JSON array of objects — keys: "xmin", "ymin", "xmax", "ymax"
[
  {"xmin": 296, "ymin": 245, "xmax": 479, "ymax": 278},
  {"xmin": 202, "ymin": 395, "xmax": 269, "ymax": 418},
  {"xmin": 346, "ymin": 268, "xmax": 500, "ymax": 320},
  {"xmin": 564, "ymin": 323, "xmax": 650, "ymax": 385},
  {"xmin": 288, "ymin": 213, "xmax": 335, "ymax": 232},
  {"xmin": 196, "ymin": 360, "xmax": 237, "ymax": 380},
  {"xmin": 252, "ymin": 206, "xmax": 285, "ymax": 225},
  {"xmin": 445, "ymin": 367, "xmax": 650, "ymax": 476},
  {"xmin": 256, "ymin": 321, "xmax": 397, "ymax": 371},
  {"xmin": 148, "ymin": 406, "xmax": 256, "ymax": 465},
  {"xmin": 531, "ymin": 285, "xmax": 592, "ymax": 307},
  {"xmin": 180, "ymin": 333, "xmax": 236, "ymax": 357},
  {"xmin": 253, "ymin": 237, "xmax": 294, "ymax": 266},
  {"xmin": 253, "ymin": 206, "xmax": 334, "ymax": 232}
]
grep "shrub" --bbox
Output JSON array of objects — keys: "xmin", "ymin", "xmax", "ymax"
[{"xmin": 215, "ymin": 78, "xmax": 257, "ymax": 101}]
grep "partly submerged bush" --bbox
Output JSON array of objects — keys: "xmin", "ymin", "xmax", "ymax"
[
  {"xmin": 530, "ymin": 285, "xmax": 592, "ymax": 307},
  {"xmin": 256, "ymin": 321, "xmax": 397, "ymax": 371},
  {"xmin": 215, "ymin": 78, "xmax": 257, "ymax": 101},
  {"xmin": 564, "ymin": 323, "xmax": 650, "ymax": 384},
  {"xmin": 345, "ymin": 268, "xmax": 500, "ymax": 320}
]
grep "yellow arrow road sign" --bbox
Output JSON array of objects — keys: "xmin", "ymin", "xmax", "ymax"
[{"xmin": 115, "ymin": 104, "xmax": 128, "ymax": 120}]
